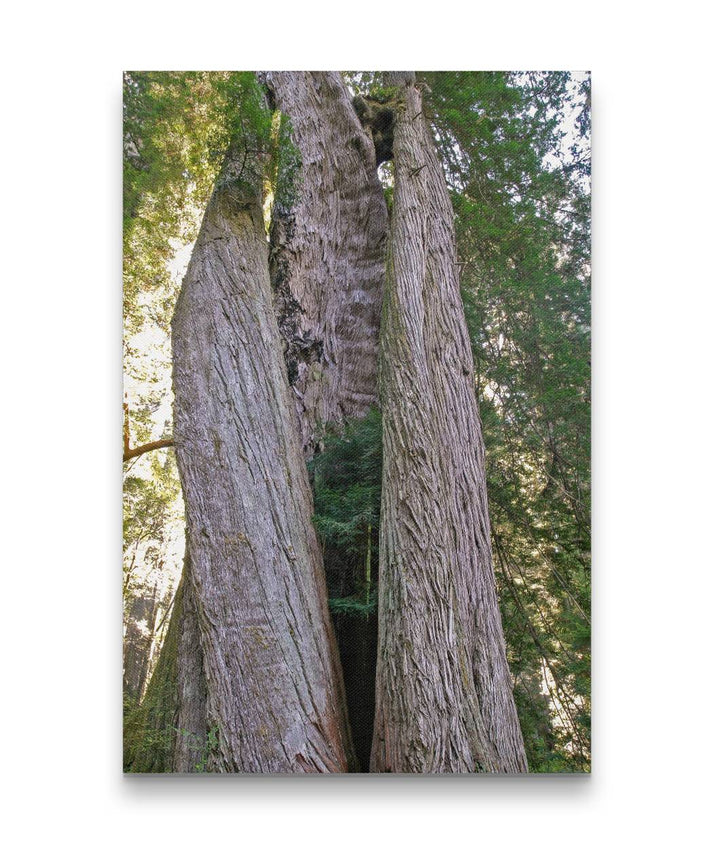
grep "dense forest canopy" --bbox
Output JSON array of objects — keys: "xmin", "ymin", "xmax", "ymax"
[{"xmin": 123, "ymin": 70, "xmax": 590, "ymax": 773}]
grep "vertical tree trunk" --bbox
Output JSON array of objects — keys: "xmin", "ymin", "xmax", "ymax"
[
  {"xmin": 371, "ymin": 77, "xmax": 528, "ymax": 773},
  {"xmin": 123, "ymin": 582, "xmax": 159, "ymax": 701},
  {"xmin": 262, "ymin": 72, "xmax": 389, "ymax": 771},
  {"xmin": 172, "ymin": 138, "xmax": 353, "ymax": 772},
  {"xmin": 265, "ymin": 71, "xmax": 388, "ymax": 455},
  {"xmin": 124, "ymin": 579, "xmax": 181, "ymax": 773}
]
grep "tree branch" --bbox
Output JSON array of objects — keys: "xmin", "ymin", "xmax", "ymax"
[
  {"xmin": 123, "ymin": 400, "xmax": 174, "ymax": 461},
  {"xmin": 123, "ymin": 438, "xmax": 174, "ymax": 462}
]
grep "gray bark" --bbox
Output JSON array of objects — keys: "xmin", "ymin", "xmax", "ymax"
[
  {"xmin": 370, "ymin": 78, "xmax": 528, "ymax": 773},
  {"xmin": 173, "ymin": 560, "xmax": 208, "ymax": 772},
  {"xmin": 265, "ymin": 71, "xmax": 388, "ymax": 455},
  {"xmin": 172, "ymin": 141, "xmax": 353, "ymax": 772}
]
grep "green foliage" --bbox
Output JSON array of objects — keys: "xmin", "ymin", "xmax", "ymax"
[
  {"xmin": 172, "ymin": 725, "xmax": 219, "ymax": 773},
  {"xmin": 310, "ymin": 411, "xmax": 382, "ymax": 771},
  {"xmin": 271, "ymin": 113, "xmax": 303, "ymax": 213},
  {"xmin": 343, "ymin": 71, "xmax": 387, "ymax": 99},
  {"xmin": 328, "ymin": 594, "xmax": 378, "ymax": 616},
  {"xmin": 310, "ymin": 409, "xmax": 382, "ymax": 613},
  {"xmin": 123, "ymin": 71, "xmax": 271, "ymax": 334},
  {"xmin": 122, "ymin": 74, "xmax": 221, "ymax": 628},
  {"xmin": 196, "ymin": 727, "xmax": 219, "ymax": 773},
  {"xmin": 123, "ymin": 450, "xmax": 182, "ymax": 615}
]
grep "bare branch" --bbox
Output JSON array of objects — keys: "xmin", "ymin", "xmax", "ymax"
[{"xmin": 123, "ymin": 438, "xmax": 174, "ymax": 462}]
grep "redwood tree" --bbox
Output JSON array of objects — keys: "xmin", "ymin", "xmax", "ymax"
[
  {"xmin": 370, "ymin": 75, "xmax": 527, "ymax": 773},
  {"xmin": 171, "ymin": 113, "xmax": 353, "ymax": 771}
]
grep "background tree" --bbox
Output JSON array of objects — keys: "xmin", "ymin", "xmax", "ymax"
[{"xmin": 264, "ymin": 71, "xmax": 388, "ymax": 457}]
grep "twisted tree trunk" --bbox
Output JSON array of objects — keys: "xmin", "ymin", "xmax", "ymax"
[
  {"xmin": 172, "ymin": 138, "xmax": 353, "ymax": 772},
  {"xmin": 141, "ymin": 72, "xmax": 386, "ymax": 773},
  {"xmin": 265, "ymin": 71, "xmax": 388, "ymax": 455},
  {"xmin": 371, "ymin": 77, "xmax": 527, "ymax": 773}
]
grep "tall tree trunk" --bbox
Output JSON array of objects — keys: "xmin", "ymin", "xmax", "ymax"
[
  {"xmin": 140, "ymin": 72, "xmax": 386, "ymax": 773},
  {"xmin": 265, "ymin": 72, "xmax": 388, "ymax": 771},
  {"xmin": 371, "ymin": 76, "xmax": 528, "ymax": 773},
  {"xmin": 171, "ymin": 135, "xmax": 353, "ymax": 772},
  {"xmin": 265, "ymin": 71, "xmax": 388, "ymax": 456}
]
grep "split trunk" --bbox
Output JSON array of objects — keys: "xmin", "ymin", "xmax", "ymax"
[{"xmin": 137, "ymin": 72, "xmax": 526, "ymax": 774}]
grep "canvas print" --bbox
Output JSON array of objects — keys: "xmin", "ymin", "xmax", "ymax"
[{"xmin": 123, "ymin": 71, "xmax": 590, "ymax": 773}]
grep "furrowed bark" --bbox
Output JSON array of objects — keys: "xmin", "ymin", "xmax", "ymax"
[
  {"xmin": 172, "ymin": 140, "xmax": 353, "ymax": 772},
  {"xmin": 371, "ymin": 77, "xmax": 528, "ymax": 773},
  {"xmin": 173, "ymin": 559, "xmax": 208, "ymax": 772},
  {"xmin": 265, "ymin": 71, "xmax": 388, "ymax": 455}
]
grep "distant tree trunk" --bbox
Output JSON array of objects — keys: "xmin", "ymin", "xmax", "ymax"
[
  {"xmin": 371, "ymin": 77, "xmax": 528, "ymax": 773},
  {"xmin": 265, "ymin": 71, "xmax": 388, "ymax": 456},
  {"xmin": 171, "ymin": 135, "xmax": 353, "ymax": 772},
  {"xmin": 124, "ymin": 579, "xmax": 181, "ymax": 773},
  {"xmin": 122, "ymin": 581, "xmax": 159, "ymax": 702}
]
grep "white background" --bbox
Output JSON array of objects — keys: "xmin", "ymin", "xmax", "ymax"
[{"xmin": 2, "ymin": 2, "xmax": 717, "ymax": 853}]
